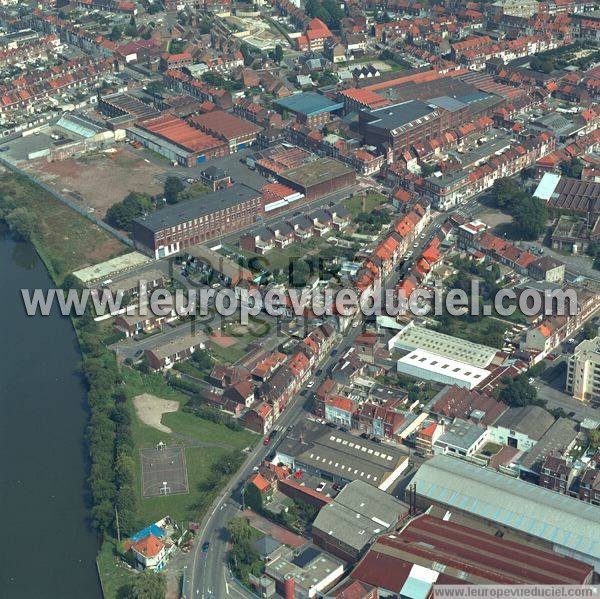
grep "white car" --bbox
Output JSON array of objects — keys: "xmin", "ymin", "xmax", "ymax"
[
  {"xmin": 352, "ymin": 321, "xmax": 359, "ymax": 328},
  {"xmin": 413, "ymin": 242, "xmax": 419, "ymax": 248},
  {"xmin": 307, "ymin": 381, "xmax": 315, "ymax": 388},
  {"xmin": 316, "ymin": 482, "xmax": 326, "ymax": 492}
]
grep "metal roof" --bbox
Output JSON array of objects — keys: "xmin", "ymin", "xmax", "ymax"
[
  {"xmin": 412, "ymin": 455, "xmax": 600, "ymax": 565},
  {"xmin": 274, "ymin": 92, "xmax": 344, "ymax": 116},
  {"xmin": 312, "ymin": 480, "xmax": 408, "ymax": 551}
]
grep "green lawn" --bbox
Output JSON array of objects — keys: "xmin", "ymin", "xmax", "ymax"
[
  {"xmin": 0, "ymin": 173, "xmax": 127, "ymax": 282},
  {"xmin": 343, "ymin": 192, "xmax": 386, "ymax": 218},
  {"xmin": 97, "ymin": 537, "xmax": 136, "ymax": 598},
  {"xmin": 119, "ymin": 367, "xmax": 257, "ymax": 527}
]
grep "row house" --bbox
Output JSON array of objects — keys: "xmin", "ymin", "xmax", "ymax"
[
  {"xmin": 0, "ymin": 57, "xmax": 116, "ymax": 114},
  {"xmin": 421, "ymin": 134, "xmax": 555, "ymax": 210},
  {"xmin": 113, "ymin": 304, "xmax": 176, "ymax": 338},
  {"xmin": 0, "ymin": 34, "xmax": 61, "ymax": 68},
  {"xmin": 522, "ymin": 286, "xmax": 600, "ymax": 359},
  {"xmin": 162, "ymin": 69, "xmax": 233, "ymax": 110},
  {"xmin": 144, "ymin": 331, "xmax": 208, "ymax": 371},
  {"xmin": 539, "ymin": 454, "xmax": 574, "ymax": 494},
  {"xmin": 579, "ymin": 468, "xmax": 600, "ymax": 505},
  {"xmin": 356, "ymin": 399, "xmax": 407, "ymax": 440}
]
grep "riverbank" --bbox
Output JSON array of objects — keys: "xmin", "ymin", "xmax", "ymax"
[
  {"xmin": 1, "ymin": 172, "xmax": 259, "ymax": 597},
  {"xmin": 0, "ymin": 230, "xmax": 102, "ymax": 598}
]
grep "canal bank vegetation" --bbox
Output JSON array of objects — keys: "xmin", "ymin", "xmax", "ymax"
[
  {"xmin": 0, "ymin": 173, "xmax": 126, "ymax": 282},
  {"xmin": 3, "ymin": 173, "xmax": 259, "ymax": 597}
]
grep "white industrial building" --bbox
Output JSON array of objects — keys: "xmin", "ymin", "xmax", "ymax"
[{"xmin": 397, "ymin": 348, "xmax": 490, "ymax": 390}]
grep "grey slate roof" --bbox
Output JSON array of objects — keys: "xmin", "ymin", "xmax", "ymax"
[
  {"xmin": 518, "ymin": 418, "xmax": 578, "ymax": 472},
  {"xmin": 494, "ymin": 406, "xmax": 555, "ymax": 441},
  {"xmin": 134, "ymin": 184, "xmax": 260, "ymax": 232},
  {"xmin": 412, "ymin": 455, "xmax": 600, "ymax": 566},
  {"xmin": 312, "ymin": 480, "xmax": 408, "ymax": 552}
]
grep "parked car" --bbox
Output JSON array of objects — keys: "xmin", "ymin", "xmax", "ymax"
[
  {"xmin": 202, "ymin": 541, "xmax": 210, "ymax": 552},
  {"xmin": 326, "ymin": 422, "xmax": 336, "ymax": 428},
  {"xmin": 316, "ymin": 369, "xmax": 322, "ymax": 376},
  {"xmin": 307, "ymin": 381, "xmax": 314, "ymax": 388},
  {"xmin": 315, "ymin": 482, "xmax": 326, "ymax": 492},
  {"xmin": 263, "ymin": 436, "xmax": 271, "ymax": 446}
]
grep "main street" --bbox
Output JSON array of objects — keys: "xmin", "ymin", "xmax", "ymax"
[
  {"xmin": 188, "ymin": 324, "xmax": 365, "ymax": 599},
  {"xmin": 186, "ymin": 211, "xmax": 447, "ymax": 599}
]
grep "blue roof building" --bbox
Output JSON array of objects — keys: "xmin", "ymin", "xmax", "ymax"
[{"xmin": 274, "ymin": 92, "xmax": 343, "ymax": 124}]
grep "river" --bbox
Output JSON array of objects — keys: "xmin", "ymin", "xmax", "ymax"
[{"xmin": 0, "ymin": 230, "xmax": 102, "ymax": 598}]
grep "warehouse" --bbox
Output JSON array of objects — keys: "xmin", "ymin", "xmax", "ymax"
[
  {"xmin": 128, "ymin": 113, "xmax": 228, "ymax": 166},
  {"xmin": 276, "ymin": 157, "xmax": 356, "ymax": 201},
  {"xmin": 350, "ymin": 514, "xmax": 593, "ymax": 595},
  {"xmin": 411, "ymin": 455, "xmax": 600, "ymax": 572},
  {"xmin": 312, "ymin": 480, "xmax": 408, "ymax": 562},
  {"xmin": 189, "ymin": 111, "xmax": 263, "ymax": 152},
  {"xmin": 274, "ymin": 92, "xmax": 344, "ymax": 127},
  {"xmin": 132, "ymin": 184, "xmax": 262, "ymax": 258},
  {"xmin": 388, "ymin": 322, "xmax": 498, "ymax": 369},
  {"xmin": 397, "ymin": 348, "xmax": 491, "ymax": 390},
  {"xmin": 274, "ymin": 420, "xmax": 409, "ymax": 491},
  {"xmin": 359, "ymin": 100, "xmax": 442, "ymax": 160}
]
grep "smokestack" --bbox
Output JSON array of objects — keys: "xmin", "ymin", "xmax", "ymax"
[{"xmin": 285, "ymin": 574, "xmax": 296, "ymax": 599}]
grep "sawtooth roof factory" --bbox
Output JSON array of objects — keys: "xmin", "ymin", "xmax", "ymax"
[
  {"xmin": 411, "ymin": 455, "xmax": 600, "ymax": 572},
  {"xmin": 274, "ymin": 420, "xmax": 409, "ymax": 492}
]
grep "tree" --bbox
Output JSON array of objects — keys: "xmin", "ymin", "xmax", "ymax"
[
  {"xmin": 588, "ymin": 430, "xmax": 600, "ymax": 451},
  {"xmin": 127, "ymin": 570, "xmax": 166, "ymax": 599},
  {"xmin": 491, "ymin": 177, "xmax": 523, "ymax": 211},
  {"xmin": 109, "ymin": 25, "xmax": 122, "ymax": 41},
  {"xmin": 125, "ymin": 16, "xmax": 137, "ymax": 37},
  {"xmin": 274, "ymin": 44, "xmax": 284, "ymax": 64},
  {"xmin": 583, "ymin": 320, "xmax": 597, "ymax": 340},
  {"xmin": 5, "ymin": 207, "xmax": 38, "ymax": 241},
  {"xmin": 106, "ymin": 192, "xmax": 153, "ymax": 231},
  {"xmin": 164, "ymin": 176, "xmax": 185, "ymax": 204},
  {"xmin": 146, "ymin": 80, "xmax": 165, "ymax": 96},
  {"xmin": 244, "ymin": 482, "xmax": 264, "ymax": 512},
  {"xmin": 560, "ymin": 157, "xmax": 583, "ymax": 179},
  {"xmin": 499, "ymin": 374, "xmax": 539, "ymax": 407},
  {"xmin": 512, "ymin": 196, "xmax": 547, "ymax": 240}
]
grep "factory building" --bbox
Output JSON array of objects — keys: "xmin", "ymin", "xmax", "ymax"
[
  {"xmin": 132, "ymin": 184, "xmax": 262, "ymax": 258},
  {"xmin": 358, "ymin": 100, "xmax": 442, "ymax": 161},
  {"xmin": 276, "ymin": 157, "xmax": 356, "ymax": 201},
  {"xmin": 128, "ymin": 113, "xmax": 228, "ymax": 166},
  {"xmin": 411, "ymin": 455, "xmax": 600, "ymax": 572},
  {"xmin": 189, "ymin": 110, "xmax": 263, "ymax": 153}
]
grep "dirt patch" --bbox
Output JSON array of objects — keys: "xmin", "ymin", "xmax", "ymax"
[
  {"xmin": 210, "ymin": 332, "xmax": 237, "ymax": 347},
  {"xmin": 134, "ymin": 393, "xmax": 179, "ymax": 433},
  {"xmin": 478, "ymin": 209, "xmax": 513, "ymax": 228},
  {"xmin": 27, "ymin": 147, "xmax": 163, "ymax": 217}
]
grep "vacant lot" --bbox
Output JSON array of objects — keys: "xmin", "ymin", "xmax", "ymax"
[
  {"xmin": 343, "ymin": 192, "xmax": 386, "ymax": 218},
  {"xmin": 29, "ymin": 147, "xmax": 163, "ymax": 217},
  {"xmin": 0, "ymin": 172, "xmax": 126, "ymax": 281}
]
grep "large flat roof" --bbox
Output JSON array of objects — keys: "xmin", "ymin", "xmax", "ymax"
[
  {"xmin": 134, "ymin": 184, "xmax": 260, "ymax": 232},
  {"xmin": 73, "ymin": 252, "xmax": 151, "ymax": 284},
  {"xmin": 397, "ymin": 348, "xmax": 491, "ymax": 388},
  {"xmin": 363, "ymin": 100, "xmax": 437, "ymax": 134},
  {"xmin": 389, "ymin": 323, "xmax": 497, "ymax": 368},
  {"xmin": 189, "ymin": 110, "xmax": 262, "ymax": 141},
  {"xmin": 313, "ymin": 480, "xmax": 408, "ymax": 552},
  {"xmin": 279, "ymin": 157, "xmax": 354, "ymax": 188},
  {"xmin": 274, "ymin": 92, "xmax": 344, "ymax": 116},
  {"xmin": 275, "ymin": 420, "xmax": 408, "ymax": 489},
  {"xmin": 412, "ymin": 455, "xmax": 600, "ymax": 566}
]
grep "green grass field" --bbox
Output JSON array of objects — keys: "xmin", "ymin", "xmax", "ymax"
[
  {"xmin": 0, "ymin": 173, "xmax": 127, "ymax": 282},
  {"xmin": 120, "ymin": 368, "xmax": 256, "ymax": 526},
  {"xmin": 343, "ymin": 192, "xmax": 386, "ymax": 218}
]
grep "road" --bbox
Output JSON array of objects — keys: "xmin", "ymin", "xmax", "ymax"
[
  {"xmin": 187, "ymin": 212, "xmax": 448, "ymax": 599},
  {"xmin": 188, "ymin": 324, "xmax": 365, "ymax": 599}
]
